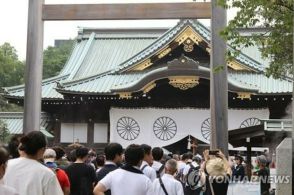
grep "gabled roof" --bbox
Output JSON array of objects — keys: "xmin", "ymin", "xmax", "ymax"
[
  {"xmin": 0, "ymin": 112, "xmax": 53, "ymax": 137},
  {"xmin": 114, "ymin": 19, "xmax": 265, "ymax": 72}
]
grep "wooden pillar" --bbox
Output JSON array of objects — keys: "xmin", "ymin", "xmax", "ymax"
[
  {"xmin": 23, "ymin": 0, "xmax": 44, "ymax": 134},
  {"xmin": 246, "ymin": 142, "xmax": 252, "ymax": 180},
  {"xmin": 87, "ymin": 120, "xmax": 94, "ymax": 147},
  {"xmin": 210, "ymin": 0, "xmax": 228, "ymax": 155},
  {"xmin": 53, "ymin": 119, "xmax": 61, "ymax": 144}
]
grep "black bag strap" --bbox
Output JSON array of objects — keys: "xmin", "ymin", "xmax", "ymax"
[
  {"xmin": 159, "ymin": 176, "xmax": 169, "ymax": 195},
  {"xmin": 141, "ymin": 164, "xmax": 148, "ymax": 172},
  {"xmin": 156, "ymin": 164, "xmax": 165, "ymax": 178}
]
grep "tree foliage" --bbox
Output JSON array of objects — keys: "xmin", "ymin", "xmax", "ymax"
[
  {"xmin": 0, "ymin": 43, "xmax": 24, "ymax": 87},
  {"xmin": 0, "ymin": 119, "xmax": 10, "ymax": 143},
  {"xmin": 43, "ymin": 40, "xmax": 74, "ymax": 79},
  {"xmin": 0, "ymin": 43, "xmax": 24, "ymax": 112},
  {"xmin": 219, "ymin": 0, "xmax": 293, "ymax": 78}
]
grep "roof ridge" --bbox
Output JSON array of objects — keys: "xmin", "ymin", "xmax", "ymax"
[
  {"xmin": 67, "ymin": 33, "xmax": 96, "ymax": 80},
  {"xmin": 114, "ymin": 20, "xmax": 190, "ymax": 72}
]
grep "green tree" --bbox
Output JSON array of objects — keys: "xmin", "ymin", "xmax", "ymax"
[
  {"xmin": 219, "ymin": 0, "xmax": 293, "ymax": 78},
  {"xmin": 0, "ymin": 43, "xmax": 24, "ymax": 87},
  {"xmin": 0, "ymin": 119, "xmax": 10, "ymax": 143},
  {"xmin": 43, "ymin": 40, "xmax": 74, "ymax": 79},
  {"xmin": 0, "ymin": 43, "xmax": 24, "ymax": 112}
]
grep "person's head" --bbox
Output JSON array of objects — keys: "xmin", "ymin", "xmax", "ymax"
[
  {"xmin": 192, "ymin": 154, "xmax": 202, "ymax": 165},
  {"xmin": 75, "ymin": 147, "xmax": 89, "ymax": 162},
  {"xmin": 206, "ymin": 157, "xmax": 227, "ymax": 177},
  {"xmin": 52, "ymin": 146, "xmax": 65, "ymax": 161},
  {"xmin": 165, "ymin": 159, "xmax": 178, "ymax": 175},
  {"xmin": 234, "ymin": 155, "xmax": 243, "ymax": 165},
  {"xmin": 104, "ymin": 143, "xmax": 123, "ymax": 164},
  {"xmin": 140, "ymin": 144, "xmax": 153, "ymax": 164},
  {"xmin": 182, "ymin": 152, "xmax": 193, "ymax": 163},
  {"xmin": 8, "ymin": 135, "xmax": 22, "ymax": 159},
  {"xmin": 125, "ymin": 144, "xmax": 144, "ymax": 167},
  {"xmin": 96, "ymin": 154, "xmax": 105, "ymax": 167},
  {"xmin": 43, "ymin": 148, "xmax": 56, "ymax": 163},
  {"xmin": 20, "ymin": 131, "xmax": 47, "ymax": 160},
  {"xmin": 152, "ymin": 147, "xmax": 163, "ymax": 162},
  {"xmin": 68, "ymin": 149, "xmax": 77, "ymax": 162},
  {"xmin": 256, "ymin": 155, "xmax": 267, "ymax": 168},
  {"xmin": 0, "ymin": 147, "xmax": 9, "ymax": 179},
  {"xmin": 172, "ymin": 154, "xmax": 180, "ymax": 161}
]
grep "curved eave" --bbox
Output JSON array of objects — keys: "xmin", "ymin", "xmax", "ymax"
[
  {"xmin": 112, "ymin": 68, "xmax": 258, "ymax": 94},
  {"xmin": 56, "ymin": 88, "xmax": 115, "ymax": 96},
  {"xmin": 3, "ymin": 94, "xmax": 64, "ymax": 101},
  {"xmin": 56, "ymin": 66, "xmax": 259, "ymax": 96},
  {"xmin": 2, "ymin": 74, "xmax": 69, "ymax": 100}
]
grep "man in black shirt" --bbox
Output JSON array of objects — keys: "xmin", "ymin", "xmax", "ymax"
[
  {"xmin": 232, "ymin": 155, "xmax": 245, "ymax": 181},
  {"xmin": 65, "ymin": 147, "xmax": 97, "ymax": 195},
  {"xmin": 96, "ymin": 143, "xmax": 123, "ymax": 195},
  {"xmin": 256, "ymin": 155, "xmax": 270, "ymax": 195}
]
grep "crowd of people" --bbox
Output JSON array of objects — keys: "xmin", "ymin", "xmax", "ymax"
[{"xmin": 0, "ymin": 131, "xmax": 271, "ymax": 195}]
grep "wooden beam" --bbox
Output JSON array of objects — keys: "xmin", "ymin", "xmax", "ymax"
[{"xmin": 42, "ymin": 3, "xmax": 211, "ymax": 20}]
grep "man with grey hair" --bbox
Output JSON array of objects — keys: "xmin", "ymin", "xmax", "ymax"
[{"xmin": 151, "ymin": 159, "xmax": 184, "ymax": 195}]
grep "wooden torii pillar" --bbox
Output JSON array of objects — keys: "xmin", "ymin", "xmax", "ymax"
[
  {"xmin": 24, "ymin": 1, "xmax": 227, "ymax": 156},
  {"xmin": 210, "ymin": 0, "xmax": 228, "ymax": 155}
]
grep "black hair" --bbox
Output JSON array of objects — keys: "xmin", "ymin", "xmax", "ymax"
[
  {"xmin": 8, "ymin": 135, "xmax": 22, "ymax": 159},
  {"xmin": 0, "ymin": 147, "xmax": 9, "ymax": 165},
  {"xmin": 140, "ymin": 144, "xmax": 152, "ymax": 156},
  {"xmin": 96, "ymin": 154, "xmax": 105, "ymax": 166},
  {"xmin": 181, "ymin": 152, "xmax": 193, "ymax": 161},
  {"xmin": 68, "ymin": 149, "xmax": 77, "ymax": 162},
  {"xmin": 125, "ymin": 144, "xmax": 144, "ymax": 166},
  {"xmin": 75, "ymin": 147, "xmax": 89, "ymax": 159},
  {"xmin": 20, "ymin": 131, "xmax": 47, "ymax": 156},
  {"xmin": 235, "ymin": 155, "xmax": 243, "ymax": 162},
  {"xmin": 152, "ymin": 147, "xmax": 163, "ymax": 161},
  {"xmin": 52, "ymin": 146, "xmax": 65, "ymax": 160},
  {"xmin": 104, "ymin": 143, "xmax": 123, "ymax": 161}
]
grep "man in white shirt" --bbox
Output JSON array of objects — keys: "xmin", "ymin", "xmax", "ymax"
[
  {"xmin": 3, "ymin": 131, "xmax": 63, "ymax": 195},
  {"xmin": 140, "ymin": 144, "xmax": 157, "ymax": 181},
  {"xmin": 151, "ymin": 147, "xmax": 165, "ymax": 177},
  {"xmin": 0, "ymin": 147, "xmax": 18, "ymax": 195},
  {"xmin": 152, "ymin": 159, "xmax": 184, "ymax": 195},
  {"xmin": 175, "ymin": 152, "xmax": 193, "ymax": 182},
  {"xmin": 93, "ymin": 144, "xmax": 152, "ymax": 195}
]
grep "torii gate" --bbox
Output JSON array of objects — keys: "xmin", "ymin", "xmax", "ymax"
[{"xmin": 24, "ymin": 0, "xmax": 228, "ymax": 155}]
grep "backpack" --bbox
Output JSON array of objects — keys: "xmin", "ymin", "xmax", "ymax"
[
  {"xmin": 156, "ymin": 164, "xmax": 165, "ymax": 178},
  {"xmin": 186, "ymin": 164, "xmax": 201, "ymax": 190}
]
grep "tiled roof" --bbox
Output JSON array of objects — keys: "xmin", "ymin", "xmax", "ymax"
[
  {"xmin": 3, "ymin": 31, "xmax": 159, "ymax": 99},
  {"xmin": 58, "ymin": 68, "xmax": 293, "ymax": 95},
  {"xmin": 229, "ymin": 72, "xmax": 293, "ymax": 94},
  {"xmin": 0, "ymin": 112, "xmax": 53, "ymax": 137},
  {"xmin": 3, "ymin": 74, "xmax": 69, "ymax": 99},
  {"xmin": 2, "ymin": 20, "xmax": 291, "ymax": 99}
]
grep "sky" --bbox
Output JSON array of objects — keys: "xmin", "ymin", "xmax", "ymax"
[{"xmin": 0, "ymin": 0, "xmax": 234, "ymax": 60}]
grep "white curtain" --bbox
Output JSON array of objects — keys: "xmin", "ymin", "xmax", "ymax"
[{"xmin": 109, "ymin": 108, "xmax": 269, "ymax": 148}]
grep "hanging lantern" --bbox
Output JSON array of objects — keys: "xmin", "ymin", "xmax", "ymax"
[{"xmin": 187, "ymin": 135, "xmax": 191, "ymax": 150}]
